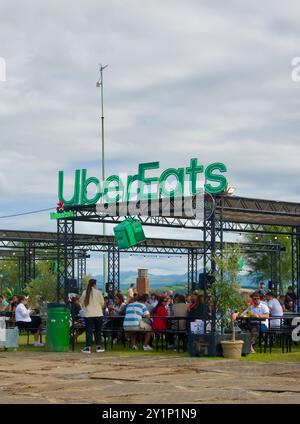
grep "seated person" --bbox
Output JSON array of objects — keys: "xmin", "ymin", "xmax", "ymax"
[
  {"xmin": 284, "ymin": 286, "xmax": 297, "ymax": 311},
  {"xmin": 187, "ymin": 292, "xmax": 208, "ymax": 322},
  {"xmin": 15, "ymin": 295, "xmax": 44, "ymax": 347},
  {"xmin": 71, "ymin": 295, "xmax": 83, "ymax": 318},
  {"xmin": 123, "ymin": 293, "xmax": 153, "ymax": 351},
  {"xmin": 152, "ymin": 296, "xmax": 169, "ymax": 332},
  {"xmin": 173, "ymin": 295, "xmax": 188, "ymax": 331},
  {"xmin": 0, "ymin": 294, "xmax": 10, "ymax": 312},
  {"xmin": 279, "ymin": 295, "xmax": 288, "ymax": 312},
  {"xmin": 234, "ymin": 294, "xmax": 269, "ymax": 353},
  {"xmin": 152, "ymin": 296, "xmax": 175, "ymax": 348},
  {"xmin": 147, "ymin": 293, "xmax": 158, "ymax": 312},
  {"xmin": 10, "ymin": 295, "xmax": 18, "ymax": 313},
  {"xmin": 70, "ymin": 295, "xmax": 85, "ymax": 341},
  {"xmin": 265, "ymin": 291, "xmax": 283, "ymax": 328},
  {"xmin": 108, "ymin": 293, "xmax": 126, "ymax": 343}
]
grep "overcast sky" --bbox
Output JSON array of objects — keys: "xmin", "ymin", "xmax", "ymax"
[{"xmin": 0, "ymin": 1, "xmax": 300, "ymax": 276}]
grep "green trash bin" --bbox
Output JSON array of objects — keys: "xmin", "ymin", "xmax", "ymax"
[{"xmin": 46, "ymin": 304, "xmax": 70, "ymax": 352}]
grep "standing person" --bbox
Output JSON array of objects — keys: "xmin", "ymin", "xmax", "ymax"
[
  {"xmin": 257, "ymin": 282, "xmax": 266, "ymax": 296},
  {"xmin": 80, "ymin": 279, "xmax": 105, "ymax": 354},
  {"xmin": 15, "ymin": 295, "xmax": 44, "ymax": 347},
  {"xmin": 127, "ymin": 283, "xmax": 135, "ymax": 300}
]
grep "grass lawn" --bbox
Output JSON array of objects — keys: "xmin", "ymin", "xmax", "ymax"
[{"xmin": 3, "ymin": 334, "xmax": 299, "ymax": 362}]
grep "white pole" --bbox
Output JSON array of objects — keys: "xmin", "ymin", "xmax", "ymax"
[{"xmin": 97, "ymin": 64, "xmax": 108, "ymax": 291}]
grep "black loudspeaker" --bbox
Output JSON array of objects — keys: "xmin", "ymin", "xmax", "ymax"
[
  {"xmin": 268, "ymin": 280, "xmax": 274, "ymax": 291},
  {"xmin": 206, "ymin": 274, "xmax": 215, "ymax": 288},
  {"xmin": 198, "ymin": 273, "xmax": 205, "ymax": 290},
  {"xmin": 65, "ymin": 278, "xmax": 78, "ymax": 294}
]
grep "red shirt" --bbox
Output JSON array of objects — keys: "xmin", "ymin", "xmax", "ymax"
[{"xmin": 152, "ymin": 304, "xmax": 169, "ymax": 332}]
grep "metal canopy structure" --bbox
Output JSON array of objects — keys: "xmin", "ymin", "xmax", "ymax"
[
  {"xmin": 54, "ymin": 194, "xmax": 300, "ymax": 303},
  {"xmin": 0, "ymin": 227, "xmax": 285, "ymax": 295},
  {"xmin": 215, "ymin": 196, "xmax": 300, "ymax": 227},
  {"xmin": 63, "ymin": 195, "xmax": 300, "ymax": 230}
]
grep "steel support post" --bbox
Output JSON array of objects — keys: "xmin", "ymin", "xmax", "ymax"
[
  {"xmin": 291, "ymin": 227, "xmax": 300, "ymax": 311},
  {"xmin": 107, "ymin": 244, "xmax": 120, "ymax": 296},
  {"xmin": 203, "ymin": 196, "xmax": 224, "ymax": 353},
  {"xmin": 270, "ymin": 250, "xmax": 281, "ymax": 296},
  {"xmin": 78, "ymin": 251, "xmax": 87, "ymax": 292},
  {"xmin": 57, "ymin": 219, "xmax": 75, "ymax": 302},
  {"xmin": 296, "ymin": 227, "xmax": 300, "ymax": 312},
  {"xmin": 188, "ymin": 249, "xmax": 198, "ymax": 293}
]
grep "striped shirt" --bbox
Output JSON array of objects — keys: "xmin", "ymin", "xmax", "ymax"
[{"xmin": 123, "ymin": 302, "xmax": 149, "ymax": 328}]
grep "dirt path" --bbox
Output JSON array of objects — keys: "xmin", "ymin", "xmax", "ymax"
[{"xmin": 0, "ymin": 352, "xmax": 300, "ymax": 403}]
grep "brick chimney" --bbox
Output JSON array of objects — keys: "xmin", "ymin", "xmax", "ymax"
[{"xmin": 136, "ymin": 269, "xmax": 149, "ymax": 294}]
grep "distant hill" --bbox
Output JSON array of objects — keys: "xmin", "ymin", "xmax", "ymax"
[
  {"xmin": 95, "ymin": 271, "xmax": 187, "ymax": 289},
  {"xmin": 94, "ymin": 270, "xmax": 262, "ymax": 290}
]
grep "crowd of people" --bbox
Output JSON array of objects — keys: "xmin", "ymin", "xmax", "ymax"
[
  {"xmin": 0, "ymin": 280, "xmax": 298, "ymax": 353},
  {"xmin": 73, "ymin": 279, "xmax": 298, "ymax": 354},
  {"xmin": 70, "ymin": 281, "xmax": 211, "ymax": 353},
  {"xmin": 233, "ymin": 282, "xmax": 298, "ymax": 353},
  {"xmin": 71, "ymin": 279, "xmax": 210, "ymax": 353}
]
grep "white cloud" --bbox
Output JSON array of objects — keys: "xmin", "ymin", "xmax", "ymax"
[{"xmin": 0, "ymin": 1, "xmax": 300, "ymax": 274}]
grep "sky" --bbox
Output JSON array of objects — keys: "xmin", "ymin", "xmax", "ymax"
[{"xmin": 0, "ymin": 0, "xmax": 300, "ymax": 277}]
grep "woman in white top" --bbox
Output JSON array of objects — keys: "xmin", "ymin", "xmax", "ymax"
[
  {"xmin": 80, "ymin": 279, "xmax": 105, "ymax": 354},
  {"xmin": 15, "ymin": 295, "xmax": 44, "ymax": 347}
]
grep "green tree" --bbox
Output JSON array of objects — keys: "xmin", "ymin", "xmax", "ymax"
[
  {"xmin": 0, "ymin": 258, "xmax": 20, "ymax": 294},
  {"xmin": 244, "ymin": 228, "xmax": 292, "ymax": 291},
  {"xmin": 24, "ymin": 261, "xmax": 57, "ymax": 303},
  {"xmin": 208, "ymin": 245, "xmax": 248, "ymax": 341}
]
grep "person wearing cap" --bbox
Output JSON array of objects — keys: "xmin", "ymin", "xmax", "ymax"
[{"xmin": 265, "ymin": 291, "xmax": 283, "ymax": 328}]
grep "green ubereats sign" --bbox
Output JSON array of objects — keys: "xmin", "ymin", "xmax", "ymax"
[
  {"xmin": 58, "ymin": 158, "xmax": 228, "ymax": 206},
  {"xmin": 50, "ymin": 211, "xmax": 76, "ymax": 220}
]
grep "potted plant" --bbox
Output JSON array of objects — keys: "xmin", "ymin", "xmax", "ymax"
[{"xmin": 208, "ymin": 245, "xmax": 248, "ymax": 359}]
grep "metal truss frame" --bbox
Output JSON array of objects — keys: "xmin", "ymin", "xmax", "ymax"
[
  {"xmin": 107, "ymin": 244, "xmax": 120, "ymax": 296},
  {"xmin": 57, "ymin": 219, "xmax": 74, "ymax": 301}
]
